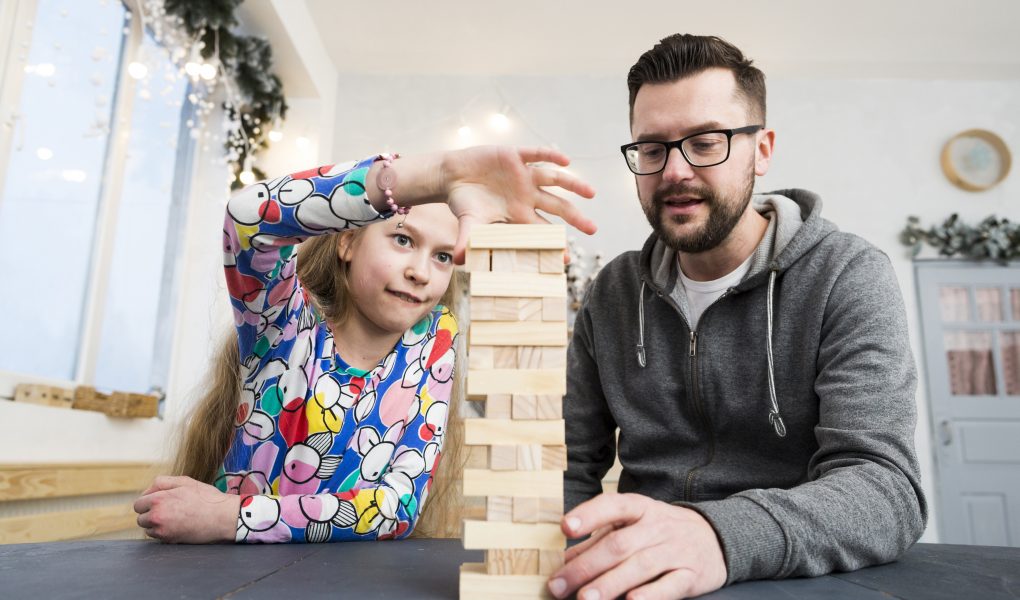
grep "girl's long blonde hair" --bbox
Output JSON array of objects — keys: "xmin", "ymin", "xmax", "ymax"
[{"xmin": 172, "ymin": 229, "xmax": 466, "ymax": 538}]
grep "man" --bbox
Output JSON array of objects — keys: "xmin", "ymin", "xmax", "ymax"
[{"xmin": 550, "ymin": 34, "xmax": 926, "ymax": 600}]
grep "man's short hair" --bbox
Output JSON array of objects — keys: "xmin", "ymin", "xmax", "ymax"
[{"xmin": 627, "ymin": 34, "xmax": 766, "ymax": 125}]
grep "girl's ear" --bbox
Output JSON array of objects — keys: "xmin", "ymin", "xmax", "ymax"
[{"xmin": 336, "ymin": 231, "xmax": 356, "ymax": 263}]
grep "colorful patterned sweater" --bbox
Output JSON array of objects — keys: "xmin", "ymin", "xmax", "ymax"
[{"xmin": 218, "ymin": 156, "xmax": 458, "ymax": 543}]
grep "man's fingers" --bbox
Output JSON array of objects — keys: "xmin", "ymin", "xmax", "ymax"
[
  {"xmin": 578, "ymin": 546, "xmax": 673, "ymax": 600},
  {"xmin": 549, "ymin": 522, "xmax": 652, "ymax": 598},
  {"xmin": 625, "ymin": 567, "xmax": 698, "ymax": 600},
  {"xmin": 563, "ymin": 526, "xmax": 610, "ymax": 562},
  {"xmin": 562, "ymin": 493, "xmax": 647, "ymax": 538}
]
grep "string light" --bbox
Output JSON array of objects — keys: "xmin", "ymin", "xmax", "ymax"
[
  {"xmin": 36, "ymin": 147, "xmax": 53, "ymax": 160},
  {"xmin": 457, "ymin": 124, "xmax": 472, "ymax": 139},
  {"xmin": 488, "ymin": 109, "xmax": 510, "ymax": 132},
  {"xmin": 127, "ymin": 61, "xmax": 148, "ymax": 79},
  {"xmin": 238, "ymin": 169, "xmax": 255, "ymax": 185},
  {"xmin": 268, "ymin": 129, "xmax": 283, "ymax": 142},
  {"xmin": 184, "ymin": 61, "xmax": 201, "ymax": 78},
  {"xmin": 198, "ymin": 62, "xmax": 217, "ymax": 81}
]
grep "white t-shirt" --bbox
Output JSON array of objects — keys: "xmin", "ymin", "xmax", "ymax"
[{"xmin": 678, "ymin": 253, "xmax": 754, "ymax": 330}]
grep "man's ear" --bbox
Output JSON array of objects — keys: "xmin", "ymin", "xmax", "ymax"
[
  {"xmin": 755, "ymin": 128, "xmax": 776, "ymax": 177},
  {"xmin": 336, "ymin": 231, "xmax": 356, "ymax": 263}
]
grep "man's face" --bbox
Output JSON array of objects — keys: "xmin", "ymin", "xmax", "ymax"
[{"xmin": 630, "ymin": 68, "xmax": 762, "ymax": 253}]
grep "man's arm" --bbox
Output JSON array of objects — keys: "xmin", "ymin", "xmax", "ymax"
[
  {"xmin": 564, "ymin": 284, "xmax": 619, "ymax": 512},
  {"xmin": 684, "ymin": 248, "xmax": 928, "ymax": 583}
]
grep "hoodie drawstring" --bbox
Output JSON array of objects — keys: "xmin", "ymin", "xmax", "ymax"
[
  {"xmin": 636, "ymin": 280, "xmax": 647, "ymax": 367},
  {"xmin": 766, "ymin": 270, "xmax": 788, "ymax": 438}
]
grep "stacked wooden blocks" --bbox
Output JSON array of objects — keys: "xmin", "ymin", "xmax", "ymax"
[{"xmin": 460, "ymin": 224, "xmax": 568, "ymax": 600}]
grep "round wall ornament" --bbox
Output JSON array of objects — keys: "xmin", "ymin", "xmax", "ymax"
[{"xmin": 940, "ymin": 129, "xmax": 1012, "ymax": 192}]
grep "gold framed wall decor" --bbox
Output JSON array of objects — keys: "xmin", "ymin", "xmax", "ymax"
[{"xmin": 941, "ymin": 129, "xmax": 1012, "ymax": 192}]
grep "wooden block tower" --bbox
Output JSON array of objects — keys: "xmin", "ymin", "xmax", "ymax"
[{"xmin": 459, "ymin": 224, "xmax": 568, "ymax": 599}]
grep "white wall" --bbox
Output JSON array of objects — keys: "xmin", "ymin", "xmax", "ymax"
[{"xmin": 331, "ymin": 73, "xmax": 1020, "ymax": 543}]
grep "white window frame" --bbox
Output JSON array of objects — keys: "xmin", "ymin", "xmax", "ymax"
[{"xmin": 0, "ymin": 0, "xmax": 195, "ymax": 427}]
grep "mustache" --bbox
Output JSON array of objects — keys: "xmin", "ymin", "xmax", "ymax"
[{"xmin": 652, "ymin": 183, "xmax": 714, "ymax": 207}]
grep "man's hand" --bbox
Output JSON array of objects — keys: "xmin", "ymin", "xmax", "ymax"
[
  {"xmin": 133, "ymin": 476, "xmax": 240, "ymax": 544},
  {"xmin": 548, "ymin": 493, "xmax": 727, "ymax": 600}
]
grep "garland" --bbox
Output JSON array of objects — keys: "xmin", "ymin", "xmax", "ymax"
[
  {"xmin": 901, "ymin": 214, "xmax": 1020, "ymax": 262},
  {"xmin": 146, "ymin": 0, "xmax": 287, "ymax": 188}
]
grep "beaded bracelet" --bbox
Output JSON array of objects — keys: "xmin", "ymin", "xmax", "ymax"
[{"xmin": 377, "ymin": 152, "xmax": 409, "ymax": 227}]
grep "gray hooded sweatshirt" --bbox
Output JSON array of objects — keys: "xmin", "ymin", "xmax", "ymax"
[{"xmin": 564, "ymin": 189, "xmax": 927, "ymax": 584}]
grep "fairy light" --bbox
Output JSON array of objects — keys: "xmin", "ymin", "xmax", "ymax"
[
  {"xmin": 198, "ymin": 62, "xmax": 217, "ymax": 80},
  {"xmin": 127, "ymin": 61, "xmax": 148, "ymax": 79},
  {"xmin": 488, "ymin": 110, "xmax": 510, "ymax": 132}
]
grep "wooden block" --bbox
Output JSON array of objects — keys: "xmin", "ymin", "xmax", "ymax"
[
  {"xmin": 512, "ymin": 395, "xmax": 537, "ymax": 420},
  {"xmin": 462, "ymin": 520, "xmax": 566, "ymax": 550},
  {"xmin": 491, "ymin": 297, "xmax": 542, "ymax": 321},
  {"xmin": 485, "ymin": 394, "xmax": 512, "ymax": 419},
  {"xmin": 515, "ymin": 250, "xmax": 539, "ymax": 272},
  {"xmin": 0, "ymin": 505, "xmax": 138, "ymax": 544},
  {"xmin": 470, "ymin": 297, "xmax": 496, "ymax": 320},
  {"xmin": 13, "ymin": 384, "xmax": 74, "ymax": 409},
  {"xmin": 486, "ymin": 549, "xmax": 540, "ymax": 575},
  {"xmin": 538, "ymin": 551, "xmax": 564, "ymax": 576},
  {"xmin": 468, "ymin": 369, "xmax": 566, "ymax": 396},
  {"xmin": 486, "ymin": 496, "xmax": 513, "ymax": 521},
  {"xmin": 517, "ymin": 346, "xmax": 541, "ymax": 369},
  {"xmin": 489, "ymin": 446, "xmax": 517, "ymax": 471},
  {"xmin": 470, "ymin": 273, "xmax": 567, "ymax": 298},
  {"xmin": 516, "ymin": 444, "xmax": 543, "ymax": 471},
  {"xmin": 0, "ymin": 463, "xmax": 154, "ymax": 501},
  {"xmin": 493, "ymin": 347, "xmax": 518, "ymax": 369},
  {"xmin": 540, "ymin": 347, "xmax": 566, "ymax": 369},
  {"xmin": 542, "ymin": 296, "xmax": 566, "ymax": 321},
  {"xmin": 460, "ymin": 562, "xmax": 553, "ymax": 599},
  {"xmin": 464, "ymin": 419, "xmax": 565, "ymax": 446},
  {"xmin": 513, "ymin": 497, "xmax": 540, "ymax": 523},
  {"xmin": 465, "ymin": 445, "xmax": 488, "ymax": 469},
  {"xmin": 469, "ymin": 346, "xmax": 494, "ymax": 371},
  {"xmin": 542, "ymin": 445, "xmax": 568, "ymax": 471},
  {"xmin": 491, "ymin": 249, "xmax": 540, "ymax": 273},
  {"xmin": 535, "ymin": 395, "xmax": 562, "ymax": 419},
  {"xmin": 464, "ymin": 496, "xmax": 488, "ymax": 521},
  {"xmin": 538, "ymin": 497, "xmax": 563, "ymax": 523},
  {"xmin": 466, "ymin": 249, "xmax": 491, "ymax": 272},
  {"xmin": 468, "ymin": 224, "xmax": 566, "ymax": 250},
  {"xmin": 539, "ymin": 249, "xmax": 564, "ymax": 273},
  {"xmin": 462, "ymin": 469, "xmax": 564, "ymax": 498}
]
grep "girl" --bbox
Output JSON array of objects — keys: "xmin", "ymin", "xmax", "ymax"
[{"xmin": 133, "ymin": 146, "xmax": 596, "ymax": 543}]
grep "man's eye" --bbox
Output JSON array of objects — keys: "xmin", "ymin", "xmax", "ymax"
[{"xmin": 639, "ymin": 146, "xmax": 664, "ymax": 157}]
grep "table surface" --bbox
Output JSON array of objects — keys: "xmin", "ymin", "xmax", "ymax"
[{"xmin": 1, "ymin": 540, "xmax": 1017, "ymax": 599}]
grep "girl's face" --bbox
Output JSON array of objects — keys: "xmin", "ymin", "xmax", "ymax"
[{"xmin": 340, "ymin": 203, "xmax": 459, "ymax": 336}]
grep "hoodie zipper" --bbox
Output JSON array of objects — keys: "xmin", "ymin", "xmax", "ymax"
[{"xmin": 646, "ymin": 281, "xmax": 729, "ymax": 503}]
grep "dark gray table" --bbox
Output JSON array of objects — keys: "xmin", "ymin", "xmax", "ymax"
[{"xmin": 1, "ymin": 540, "xmax": 1017, "ymax": 599}]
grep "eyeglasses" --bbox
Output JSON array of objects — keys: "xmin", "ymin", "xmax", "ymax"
[{"xmin": 620, "ymin": 125, "xmax": 764, "ymax": 175}]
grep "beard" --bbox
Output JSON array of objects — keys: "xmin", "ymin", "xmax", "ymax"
[{"xmin": 640, "ymin": 167, "xmax": 756, "ymax": 254}]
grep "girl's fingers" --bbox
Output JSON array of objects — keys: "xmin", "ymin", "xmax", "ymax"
[
  {"xmin": 531, "ymin": 167, "xmax": 596, "ymax": 199},
  {"xmin": 518, "ymin": 146, "xmax": 571, "ymax": 167},
  {"xmin": 535, "ymin": 191, "xmax": 598, "ymax": 235}
]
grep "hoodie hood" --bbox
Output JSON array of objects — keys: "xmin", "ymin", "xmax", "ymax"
[{"xmin": 634, "ymin": 188, "xmax": 838, "ymax": 437}]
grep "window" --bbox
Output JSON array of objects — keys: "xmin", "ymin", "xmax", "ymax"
[{"xmin": 0, "ymin": 0, "xmax": 195, "ymax": 398}]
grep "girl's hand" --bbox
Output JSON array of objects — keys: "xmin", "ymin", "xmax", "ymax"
[
  {"xmin": 440, "ymin": 146, "xmax": 598, "ymax": 262},
  {"xmin": 133, "ymin": 476, "xmax": 240, "ymax": 544}
]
